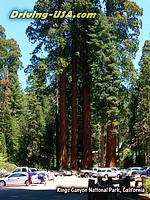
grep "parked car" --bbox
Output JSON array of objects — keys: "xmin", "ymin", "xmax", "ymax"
[
  {"xmin": 111, "ymin": 167, "xmax": 121, "ymax": 172},
  {"xmin": 30, "ymin": 168, "xmax": 37, "ymax": 172},
  {"xmin": 5, "ymin": 167, "xmax": 37, "ymax": 177},
  {"xmin": 119, "ymin": 169, "xmax": 128, "ymax": 177},
  {"xmin": 71, "ymin": 170, "xmax": 78, "ymax": 176},
  {"xmin": 3, "ymin": 173, "xmax": 13, "ymax": 177},
  {"xmin": 138, "ymin": 166, "xmax": 150, "ymax": 176},
  {"xmin": 97, "ymin": 168, "xmax": 122, "ymax": 178},
  {"xmin": 126, "ymin": 167, "xmax": 143, "ymax": 176},
  {"xmin": 54, "ymin": 169, "xmax": 72, "ymax": 176},
  {"xmin": 0, "ymin": 172, "xmax": 30, "ymax": 187},
  {"xmin": 79, "ymin": 168, "xmax": 99, "ymax": 178},
  {"xmin": 12, "ymin": 167, "xmax": 29, "ymax": 173},
  {"xmin": 12, "ymin": 167, "xmax": 37, "ymax": 173}
]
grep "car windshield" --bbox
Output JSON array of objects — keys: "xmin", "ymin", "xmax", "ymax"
[
  {"xmin": 31, "ymin": 172, "xmax": 37, "ymax": 176},
  {"xmin": 142, "ymin": 167, "xmax": 148, "ymax": 170},
  {"xmin": 12, "ymin": 168, "xmax": 21, "ymax": 173}
]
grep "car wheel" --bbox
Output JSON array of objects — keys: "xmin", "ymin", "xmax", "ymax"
[
  {"xmin": 104, "ymin": 174, "xmax": 108, "ymax": 178},
  {"xmin": 0, "ymin": 181, "xmax": 6, "ymax": 187},
  {"xmin": 25, "ymin": 180, "xmax": 30, "ymax": 186},
  {"xmin": 117, "ymin": 174, "xmax": 121, "ymax": 178},
  {"xmin": 84, "ymin": 173, "xmax": 89, "ymax": 178}
]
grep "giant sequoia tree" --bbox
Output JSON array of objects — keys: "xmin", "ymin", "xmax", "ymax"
[
  {"xmin": 102, "ymin": 0, "xmax": 142, "ymax": 166},
  {"xmin": 25, "ymin": 0, "xmax": 143, "ymax": 169},
  {"xmin": 89, "ymin": 12, "xmax": 120, "ymax": 167},
  {"xmin": 26, "ymin": 0, "xmax": 98, "ymax": 169},
  {"xmin": 0, "ymin": 25, "xmax": 23, "ymax": 162},
  {"xmin": 0, "ymin": 1, "xmax": 146, "ymax": 169},
  {"xmin": 135, "ymin": 40, "xmax": 150, "ymax": 165},
  {"xmin": 26, "ymin": 0, "xmax": 69, "ymax": 169}
]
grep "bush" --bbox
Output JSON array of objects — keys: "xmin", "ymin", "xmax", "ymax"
[
  {"xmin": 146, "ymin": 177, "xmax": 150, "ymax": 193},
  {"xmin": 0, "ymin": 161, "xmax": 16, "ymax": 175}
]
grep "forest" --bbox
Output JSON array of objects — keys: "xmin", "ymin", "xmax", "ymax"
[{"xmin": 0, "ymin": 0, "xmax": 150, "ymax": 170}]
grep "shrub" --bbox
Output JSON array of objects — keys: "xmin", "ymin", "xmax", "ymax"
[
  {"xmin": 146, "ymin": 177, "xmax": 150, "ymax": 193},
  {"xmin": 0, "ymin": 161, "xmax": 16, "ymax": 175}
]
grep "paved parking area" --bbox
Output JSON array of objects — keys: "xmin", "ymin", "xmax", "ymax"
[
  {"xmin": 0, "ymin": 176, "xmax": 142, "ymax": 200},
  {"xmin": 0, "ymin": 177, "xmax": 89, "ymax": 200},
  {"xmin": 0, "ymin": 176, "xmax": 93, "ymax": 190},
  {"xmin": 0, "ymin": 188, "xmax": 88, "ymax": 200}
]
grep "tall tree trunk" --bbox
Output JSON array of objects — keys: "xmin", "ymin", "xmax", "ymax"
[
  {"xmin": 137, "ymin": 137, "xmax": 141, "ymax": 165},
  {"xmin": 135, "ymin": 137, "xmax": 138, "ymax": 164},
  {"xmin": 105, "ymin": 0, "xmax": 113, "ymax": 16},
  {"xmin": 105, "ymin": 1, "xmax": 117, "ymax": 168},
  {"xmin": 82, "ymin": 63, "xmax": 92, "ymax": 168},
  {"xmin": 100, "ymin": 122, "xmax": 105, "ymax": 167},
  {"xmin": 56, "ymin": 84, "xmax": 60, "ymax": 169},
  {"xmin": 117, "ymin": 134, "xmax": 120, "ymax": 166},
  {"xmin": 71, "ymin": 48, "xmax": 78, "ymax": 170},
  {"xmin": 106, "ymin": 121, "xmax": 116, "ymax": 167},
  {"xmin": 59, "ymin": 70, "xmax": 68, "ymax": 169}
]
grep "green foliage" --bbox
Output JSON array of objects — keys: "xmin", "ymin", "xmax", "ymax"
[
  {"xmin": 89, "ymin": 12, "xmax": 120, "ymax": 135},
  {"xmin": 0, "ymin": 161, "xmax": 16, "ymax": 173},
  {"xmin": 147, "ymin": 178, "xmax": 150, "ymax": 193},
  {"xmin": 103, "ymin": 0, "xmax": 143, "ymax": 83},
  {"xmin": 0, "ymin": 0, "xmax": 146, "ymax": 169},
  {"xmin": 120, "ymin": 148, "xmax": 134, "ymax": 168},
  {"xmin": 134, "ymin": 40, "xmax": 150, "ymax": 165},
  {"xmin": 0, "ymin": 25, "xmax": 23, "ymax": 163}
]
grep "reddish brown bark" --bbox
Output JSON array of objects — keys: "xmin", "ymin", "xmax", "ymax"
[
  {"xmin": 71, "ymin": 52, "xmax": 78, "ymax": 170},
  {"xmin": 59, "ymin": 70, "xmax": 68, "ymax": 169},
  {"xmin": 0, "ymin": 78, "xmax": 10, "ymax": 101},
  {"xmin": 100, "ymin": 123, "xmax": 106, "ymax": 167},
  {"xmin": 56, "ymin": 86, "xmax": 60, "ymax": 170},
  {"xmin": 0, "ymin": 79, "xmax": 9, "ymax": 86},
  {"xmin": 106, "ymin": 121, "xmax": 116, "ymax": 167},
  {"xmin": 104, "ymin": 0, "xmax": 117, "ymax": 168},
  {"xmin": 82, "ymin": 64, "xmax": 92, "ymax": 168}
]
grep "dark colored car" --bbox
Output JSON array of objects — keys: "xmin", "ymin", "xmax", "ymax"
[{"xmin": 138, "ymin": 166, "xmax": 150, "ymax": 176}]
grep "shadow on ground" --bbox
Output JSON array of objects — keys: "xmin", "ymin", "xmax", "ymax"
[{"xmin": 0, "ymin": 187, "xmax": 87, "ymax": 200}]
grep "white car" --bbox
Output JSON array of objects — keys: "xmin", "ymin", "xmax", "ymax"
[
  {"xmin": 54, "ymin": 170, "xmax": 72, "ymax": 176},
  {"xmin": 5, "ymin": 167, "xmax": 30, "ymax": 177},
  {"xmin": 126, "ymin": 167, "xmax": 143, "ymax": 176},
  {"xmin": 0, "ymin": 172, "xmax": 29, "ymax": 187},
  {"xmin": 97, "ymin": 168, "xmax": 121, "ymax": 178}
]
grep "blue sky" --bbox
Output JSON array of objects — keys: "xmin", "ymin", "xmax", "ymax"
[
  {"xmin": 0, "ymin": 0, "xmax": 150, "ymax": 90},
  {"xmin": 0, "ymin": 0, "xmax": 36, "ymax": 90}
]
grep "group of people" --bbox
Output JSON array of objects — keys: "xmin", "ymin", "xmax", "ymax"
[{"xmin": 28, "ymin": 170, "xmax": 55, "ymax": 185}]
